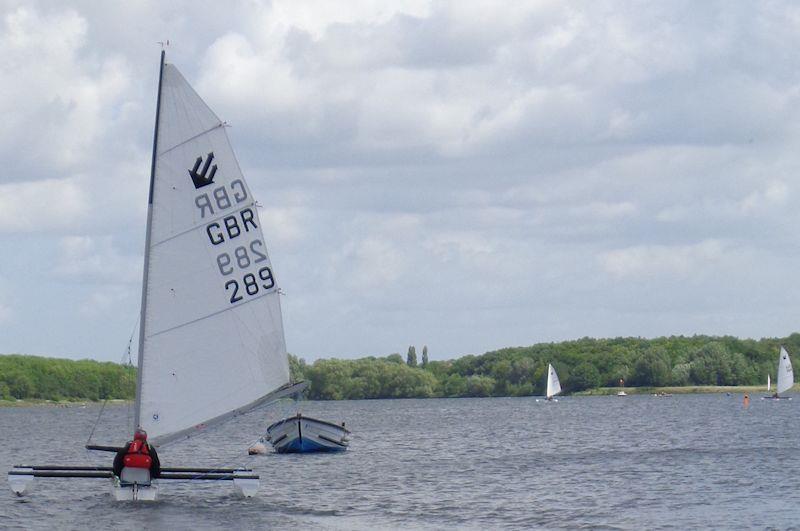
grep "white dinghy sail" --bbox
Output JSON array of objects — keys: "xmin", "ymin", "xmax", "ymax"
[
  {"xmin": 546, "ymin": 363, "xmax": 562, "ymax": 400},
  {"xmin": 775, "ymin": 346, "xmax": 794, "ymax": 397},
  {"xmin": 135, "ymin": 51, "xmax": 294, "ymax": 446},
  {"xmin": 767, "ymin": 373, "xmax": 771, "ymax": 392}
]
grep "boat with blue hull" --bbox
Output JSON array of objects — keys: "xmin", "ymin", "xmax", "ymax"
[{"xmin": 266, "ymin": 413, "xmax": 350, "ymax": 453}]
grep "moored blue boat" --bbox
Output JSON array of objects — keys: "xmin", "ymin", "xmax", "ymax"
[{"xmin": 266, "ymin": 413, "xmax": 350, "ymax": 453}]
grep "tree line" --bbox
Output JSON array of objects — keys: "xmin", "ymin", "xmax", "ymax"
[
  {"xmin": 292, "ymin": 334, "xmax": 800, "ymax": 399},
  {"xmin": 2, "ymin": 334, "xmax": 797, "ymax": 401},
  {"xmin": 0, "ymin": 354, "xmax": 136, "ymax": 401}
]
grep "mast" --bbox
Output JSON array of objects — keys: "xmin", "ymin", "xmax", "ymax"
[{"xmin": 134, "ymin": 50, "xmax": 166, "ymax": 430}]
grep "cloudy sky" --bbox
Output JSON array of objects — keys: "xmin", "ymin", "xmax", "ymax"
[{"xmin": 1, "ymin": 0, "xmax": 800, "ymax": 363}]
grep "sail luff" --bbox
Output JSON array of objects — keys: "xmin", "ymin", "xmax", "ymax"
[{"xmin": 134, "ymin": 50, "xmax": 166, "ymax": 430}]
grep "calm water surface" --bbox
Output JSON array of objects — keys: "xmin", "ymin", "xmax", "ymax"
[{"xmin": 1, "ymin": 394, "xmax": 798, "ymax": 529}]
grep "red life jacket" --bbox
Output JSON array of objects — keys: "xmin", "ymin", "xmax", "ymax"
[{"xmin": 123, "ymin": 439, "xmax": 153, "ymax": 469}]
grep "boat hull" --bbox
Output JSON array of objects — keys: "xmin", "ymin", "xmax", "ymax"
[
  {"xmin": 112, "ymin": 478, "xmax": 158, "ymax": 501},
  {"xmin": 266, "ymin": 414, "xmax": 350, "ymax": 454}
]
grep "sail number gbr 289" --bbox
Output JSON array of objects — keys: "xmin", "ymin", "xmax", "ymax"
[{"xmin": 215, "ymin": 240, "xmax": 275, "ymax": 304}]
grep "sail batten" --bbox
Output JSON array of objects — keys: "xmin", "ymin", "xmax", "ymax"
[
  {"xmin": 146, "ymin": 289, "xmax": 273, "ymax": 339},
  {"xmin": 157, "ymin": 122, "xmax": 225, "ymax": 157},
  {"xmin": 136, "ymin": 56, "xmax": 290, "ymax": 442}
]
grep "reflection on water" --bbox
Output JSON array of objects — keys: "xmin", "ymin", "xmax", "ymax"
[{"xmin": 1, "ymin": 394, "xmax": 799, "ymax": 529}]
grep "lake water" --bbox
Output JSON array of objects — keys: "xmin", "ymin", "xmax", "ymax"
[{"xmin": 1, "ymin": 394, "xmax": 798, "ymax": 529}]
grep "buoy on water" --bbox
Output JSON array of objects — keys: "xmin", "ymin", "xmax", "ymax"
[{"xmin": 248, "ymin": 442, "xmax": 268, "ymax": 455}]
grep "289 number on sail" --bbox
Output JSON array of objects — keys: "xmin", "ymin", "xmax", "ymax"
[
  {"xmin": 224, "ymin": 266, "xmax": 275, "ymax": 303},
  {"xmin": 216, "ymin": 240, "xmax": 267, "ymax": 275}
]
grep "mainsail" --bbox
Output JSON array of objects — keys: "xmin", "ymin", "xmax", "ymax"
[
  {"xmin": 776, "ymin": 346, "xmax": 794, "ymax": 395},
  {"xmin": 135, "ymin": 52, "xmax": 290, "ymax": 445},
  {"xmin": 546, "ymin": 363, "xmax": 561, "ymax": 399}
]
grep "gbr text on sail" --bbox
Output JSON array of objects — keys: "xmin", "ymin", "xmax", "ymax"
[{"xmin": 194, "ymin": 175, "xmax": 276, "ymax": 305}]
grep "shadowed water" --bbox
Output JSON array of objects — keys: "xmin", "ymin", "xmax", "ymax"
[{"xmin": 1, "ymin": 394, "xmax": 799, "ymax": 529}]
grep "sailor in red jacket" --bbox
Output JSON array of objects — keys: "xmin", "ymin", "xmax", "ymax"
[{"xmin": 113, "ymin": 428, "xmax": 161, "ymax": 478}]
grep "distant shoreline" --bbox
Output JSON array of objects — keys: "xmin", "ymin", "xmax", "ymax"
[
  {"xmin": 576, "ymin": 384, "xmax": 798, "ymax": 396},
  {"xmin": 3, "ymin": 386, "xmax": 796, "ymax": 407},
  {"xmin": 0, "ymin": 398, "xmax": 130, "ymax": 408}
]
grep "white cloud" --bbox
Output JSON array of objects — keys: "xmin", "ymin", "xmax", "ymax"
[
  {"xmin": 256, "ymin": 206, "xmax": 306, "ymax": 245},
  {"xmin": 599, "ymin": 240, "xmax": 728, "ymax": 279},
  {"xmin": 79, "ymin": 285, "xmax": 131, "ymax": 316},
  {"xmin": 0, "ymin": 6, "xmax": 132, "ymax": 176},
  {"xmin": 739, "ymin": 180, "xmax": 789, "ymax": 213},
  {"xmin": 0, "ymin": 178, "xmax": 88, "ymax": 232},
  {"xmin": 54, "ymin": 235, "xmax": 141, "ymax": 284}
]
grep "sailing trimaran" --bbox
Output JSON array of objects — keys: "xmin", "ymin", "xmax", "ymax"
[
  {"xmin": 9, "ymin": 50, "xmax": 304, "ymax": 500},
  {"xmin": 763, "ymin": 346, "xmax": 794, "ymax": 400}
]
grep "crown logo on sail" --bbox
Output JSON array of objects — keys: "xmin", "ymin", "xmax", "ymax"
[{"xmin": 189, "ymin": 152, "xmax": 217, "ymax": 189}]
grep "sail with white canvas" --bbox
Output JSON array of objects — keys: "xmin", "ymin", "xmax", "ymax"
[
  {"xmin": 763, "ymin": 346, "xmax": 794, "ymax": 400},
  {"xmin": 9, "ymin": 50, "xmax": 304, "ymax": 500},
  {"xmin": 546, "ymin": 363, "xmax": 562, "ymax": 401}
]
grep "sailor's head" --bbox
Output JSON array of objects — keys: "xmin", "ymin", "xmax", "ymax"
[{"xmin": 134, "ymin": 428, "xmax": 148, "ymax": 441}]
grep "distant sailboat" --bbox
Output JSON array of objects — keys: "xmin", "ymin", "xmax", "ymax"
[
  {"xmin": 767, "ymin": 373, "xmax": 771, "ymax": 392},
  {"xmin": 546, "ymin": 363, "xmax": 562, "ymax": 401},
  {"xmin": 763, "ymin": 346, "xmax": 793, "ymax": 400},
  {"xmin": 616, "ymin": 377, "xmax": 627, "ymax": 396}
]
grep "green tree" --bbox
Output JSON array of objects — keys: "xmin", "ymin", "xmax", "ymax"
[
  {"xmin": 421, "ymin": 346, "xmax": 429, "ymax": 367},
  {"xmin": 631, "ymin": 348, "xmax": 671, "ymax": 386},
  {"xmin": 386, "ymin": 353, "xmax": 404, "ymax": 364},
  {"xmin": 465, "ymin": 375, "xmax": 496, "ymax": 397},
  {"xmin": 567, "ymin": 362, "xmax": 600, "ymax": 392},
  {"xmin": 407, "ymin": 346, "xmax": 417, "ymax": 367},
  {"xmin": 671, "ymin": 362, "xmax": 691, "ymax": 386},
  {"xmin": 288, "ymin": 354, "xmax": 306, "ymax": 383}
]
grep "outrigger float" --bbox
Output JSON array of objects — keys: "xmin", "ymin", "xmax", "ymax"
[
  {"xmin": 8, "ymin": 48, "xmax": 305, "ymax": 500},
  {"xmin": 9, "ymin": 463, "xmax": 260, "ymax": 501}
]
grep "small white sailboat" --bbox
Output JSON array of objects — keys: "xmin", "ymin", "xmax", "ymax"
[
  {"xmin": 545, "ymin": 363, "xmax": 562, "ymax": 401},
  {"xmin": 9, "ymin": 50, "xmax": 304, "ymax": 500},
  {"xmin": 264, "ymin": 413, "xmax": 350, "ymax": 453},
  {"xmin": 767, "ymin": 373, "xmax": 771, "ymax": 392},
  {"xmin": 763, "ymin": 346, "xmax": 794, "ymax": 400}
]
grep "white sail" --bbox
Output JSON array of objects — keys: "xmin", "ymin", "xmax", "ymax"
[
  {"xmin": 135, "ymin": 57, "xmax": 290, "ymax": 445},
  {"xmin": 767, "ymin": 373, "xmax": 771, "ymax": 392},
  {"xmin": 776, "ymin": 346, "xmax": 794, "ymax": 395},
  {"xmin": 546, "ymin": 363, "xmax": 561, "ymax": 399}
]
